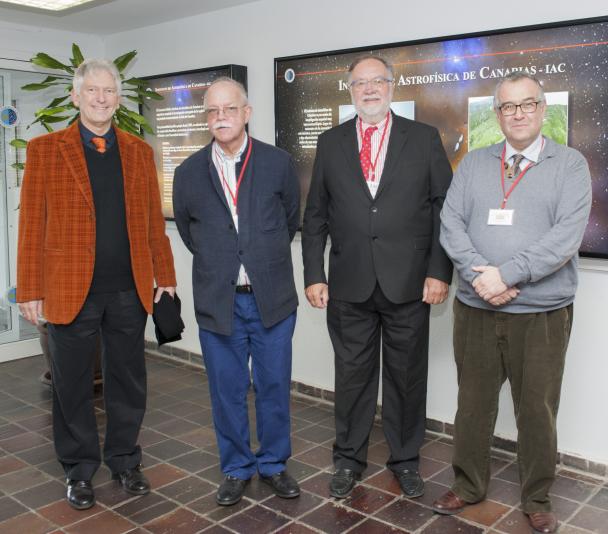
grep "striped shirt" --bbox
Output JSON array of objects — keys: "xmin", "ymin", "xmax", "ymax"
[
  {"xmin": 356, "ymin": 112, "xmax": 392, "ymax": 197},
  {"xmin": 212, "ymin": 134, "xmax": 250, "ymax": 286}
]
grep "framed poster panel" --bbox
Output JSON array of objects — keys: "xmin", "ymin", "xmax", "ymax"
[
  {"xmin": 275, "ymin": 17, "xmax": 608, "ymax": 258},
  {"xmin": 142, "ymin": 64, "xmax": 247, "ymax": 219}
]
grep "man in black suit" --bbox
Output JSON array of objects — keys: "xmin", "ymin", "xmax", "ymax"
[
  {"xmin": 173, "ymin": 77, "xmax": 300, "ymax": 506},
  {"xmin": 302, "ymin": 55, "xmax": 453, "ymax": 499}
]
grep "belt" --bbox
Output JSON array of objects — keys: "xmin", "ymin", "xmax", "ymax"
[{"xmin": 235, "ymin": 284, "xmax": 253, "ymax": 294}]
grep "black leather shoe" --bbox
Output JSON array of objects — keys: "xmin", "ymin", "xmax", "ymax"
[
  {"xmin": 216, "ymin": 475, "xmax": 249, "ymax": 506},
  {"xmin": 329, "ymin": 468, "xmax": 361, "ymax": 499},
  {"xmin": 261, "ymin": 470, "xmax": 300, "ymax": 498},
  {"xmin": 112, "ymin": 465, "xmax": 150, "ymax": 495},
  {"xmin": 66, "ymin": 479, "xmax": 95, "ymax": 510},
  {"xmin": 394, "ymin": 469, "xmax": 424, "ymax": 498}
]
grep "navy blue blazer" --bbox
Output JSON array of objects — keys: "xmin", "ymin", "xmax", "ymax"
[{"xmin": 173, "ymin": 138, "xmax": 300, "ymax": 335}]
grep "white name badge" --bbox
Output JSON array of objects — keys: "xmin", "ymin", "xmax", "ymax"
[{"xmin": 488, "ymin": 208, "xmax": 514, "ymax": 226}]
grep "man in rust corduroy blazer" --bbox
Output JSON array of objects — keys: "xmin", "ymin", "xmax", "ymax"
[{"xmin": 16, "ymin": 59, "xmax": 176, "ymax": 511}]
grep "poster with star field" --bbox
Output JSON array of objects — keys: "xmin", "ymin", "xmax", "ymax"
[
  {"xmin": 141, "ymin": 65, "xmax": 247, "ymax": 219},
  {"xmin": 275, "ymin": 17, "xmax": 608, "ymax": 258}
]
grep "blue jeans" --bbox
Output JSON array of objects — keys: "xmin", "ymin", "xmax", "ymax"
[{"xmin": 199, "ymin": 293, "xmax": 296, "ymax": 479}]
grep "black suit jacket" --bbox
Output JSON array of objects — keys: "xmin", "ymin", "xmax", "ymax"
[
  {"xmin": 173, "ymin": 138, "xmax": 300, "ymax": 335},
  {"xmin": 302, "ymin": 114, "xmax": 453, "ymax": 303}
]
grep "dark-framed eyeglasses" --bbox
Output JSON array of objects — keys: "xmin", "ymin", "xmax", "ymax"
[
  {"xmin": 498, "ymin": 100, "xmax": 542, "ymax": 116},
  {"xmin": 206, "ymin": 105, "xmax": 246, "ymax": 118},
  {"xmin": 349, "ymin": 77, "xmax": 394, "ymax": 91}
]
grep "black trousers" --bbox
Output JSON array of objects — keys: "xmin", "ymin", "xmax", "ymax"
[
  {"xmin": 327, "ymin": 283, "xmax": 430, "ymax": 474},
  {"xmin": 47, "ymin": 289, "xmax": 147, "ymax": 480}
]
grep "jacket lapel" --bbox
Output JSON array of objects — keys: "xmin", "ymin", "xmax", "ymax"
[
  {"xmin": 115, "ymin": 127, "xmax": 138, "ymax": 204},
  {"xmin": 59, "ymin": 122, "xmax": 94, "ymax": 212},
  {"xmin": 374, "ymin": 113, "xmax": 409, "ymax": 199},
  {"xmin": 206, "ymin": 145, "xmax": 231, "ymax": 212},
  {"xmin": 339, "ymin": 119, "xmax": 373, "ymax": 201}
]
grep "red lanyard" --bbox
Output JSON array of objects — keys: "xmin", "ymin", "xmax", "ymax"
[
  {"xmin": 358, "ymin": 112, "xmax": 390, "ymax": 182},
  {"xmin": 216, "ymin": 139, "xmax": 252, "ymax": 214},
  {"xmin": 499, "ymin": 139, "xmax": 543, "ymax": 209}
]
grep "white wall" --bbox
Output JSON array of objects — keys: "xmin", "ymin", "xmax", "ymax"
[{"xmin": 105, "ymin": 0, "xmax": 608, "ymax": 465}]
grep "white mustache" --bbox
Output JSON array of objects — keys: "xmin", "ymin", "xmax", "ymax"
[{"xmin": 211, "ymin": 122, "xmax": 231, "ymax": 131}]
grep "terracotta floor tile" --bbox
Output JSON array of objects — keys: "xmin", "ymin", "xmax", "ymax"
[
  {"xmin": 142, "ymin": 410, "xmax": 175, "ymax": 428},
  {"xmin": 343, "ymin": 484, "xmax": 396, "ymax": 514},
  {"xmin": 428, "ymin": 467, "xmax": 453, "ymax": 489},
  {"xmin": 0, "ymin": 424, "xmax": 26, "ymax": 441},
  {"xmin": 374, "ymin": 498, "xmax": 434, "ymax": 531},
  {"xmin": 420, "ymin": 457, "xmax": 450, "ymax": 479},
  {"xmin": 421, "ymin": 515, "xmax": 485, "ymax": 533},
  {"xmin": 0, "ymin": 511, "xmax": 55, "ymax": 534},
  {"xmin": 284, "ymin": 458, "xmax": 321, "ymax": 482},
  {"xmin": 569, "ymin": 505, "xmax": 608, "ymax": 533},
  {"xmin": 145, "ymin": 507, "xmax": 211, "ymax": 534},
  {"xmin": 95, "ymin": 480, "xmax": 139, "ymax": 508},
  {"xmin": 589, "ymin": 487, "xmax": 608, "ymax": 511},
  {"xmin": 64, "ymin": 510, "xmax": 135, "ymax": 534},
  {"xmin": 0, "ymin": 496, "xmax": 28, "ymax": 523},
  {"xmin": 144, "ymin": 463, "xmax": 188, "ymax": 490},
  {"xmin": 299, "ymin": 472, "xmax": 333, "ymax": 499},
  {"xmin": 153, "ymin": 418, "xmax": 200, "ymax": 438},
  {"xmin": 550, "ymin": 475, "xmax": 597, "ymax": 502},
  {"xmin": 145, "ymin": 439, "xmax": 196, "ymax": 461},
  {"xmin": 15, "ymin": 443, "xmax": 57, "ymax": 466},
  {"xmin": 0, "ymin": 456, "xmax": 28, "ymax": 476},
  {"xmin": 0, "ymin": 466, "xmax": 50, "ymax": 494},
  {"xmin": 367, "ymin": 441, "xmax": 390, "ymax": 465},
  {"xmin": 294, "ymin": 424, "xmax": 335, "ymax": 444},
  {"xmin": 293, "ymin": 445, "xmax": 333, "ymax": 469},
  {"xmin": 421, "ymin": 441, "xmax": 454, "ymax": 463},
  {"xmin": 290, "ymin": 436, "xmax": 316, "ymax": 455},
  {"xmin": 274, "ymin": 522, "xmax": 319, "ymax": 534},
  {"xmin": 457, "ymin": 499, "xmax": 510, "ymax": 527},
  {"xmin": 222, "ymin": 504, "xmax": 290, "ymax": 533},
  {"xmin": 127, "ymin": 499, "xmax": 179, "ymax": 525},
  {"xmin": 19, "ymin": 413, "xmax": 53, "ymax": 432},
  {"xmin": 176, "ymin": 428, "xmax": 217, "ymax": 449},
  {"xmin": 261, "ymin": 491, "xmax": 323, "ymax": 518},
  {"xmin": 294, "ymin": 406, "xmax": 333, "ymax": 424},
  {"xmin": 494, "ymin": 509, "xmax": 536, "ymax": 534},
  {"xmin": 157, "ymin": 476, "xmax": 215, "ymax": 504},
  {"xmin": 552, "ymin": 493, "xmax": 583, "ymax": 522},
  {"xmin": 365, "ymin": 468, "xmax": 402, "ymax": 495},
  {"xmin": 162, "ymin": 401, "xmax": 203, "ymax": 418},
  {"xmin": 188, "ymin": 493, "xmax": 253, "ymax": 520},
  {"xmin": 0, "ymin": 431, "xmax": 49, "ymax": 453},
  {"xmin": 299, "ymin": 501, "xmax": 365, "ymax": 532},
  {"xmin": 494, "ymin": 463, "xmax": 520, "ymax": 484},
  {"xmin": 11, "ymin": 479, "xmax": 65, "ymax": 509},
  {"xmin": 37, "ymin": 499, "xmax": 105, "ymax": 527},
  {"xmin": 416, "ymin": 480, "xmax": 457, "ymax": 510},
  {"xmin": 138, "ymin": 429, "xmax": 169, "ymax": 448},
  {"xmin": 170, "ymin": 450, "xmax": 218, "ymax": 474},
  {"xmin": 182, "ymin": 409, "xmax": 214, "ymax": 427},
  {"xmin": 348, "ymin": 517, "xmax": 409, "ymax": 533},
  {"xmin": 486, "ymin": 479, "xmax": 521, "ymax": 507}
]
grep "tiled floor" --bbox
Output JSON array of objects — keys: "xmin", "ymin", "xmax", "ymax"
[{"xmin": 0, "ymin": 354, "xmax": 607, "ymax": 534}]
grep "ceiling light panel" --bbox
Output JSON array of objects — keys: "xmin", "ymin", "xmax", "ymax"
[{"xmin": 0, "ymin": 0, "xmax": 97, "ymax": 11}]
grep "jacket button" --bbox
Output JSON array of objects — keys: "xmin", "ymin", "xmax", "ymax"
[
  {"xmin": 228, "ymin": 224, "xmax": 234, "ymax": 230},
  {"xmin": 371, "ymin": 207, "xmax": 378, "ymax": 213},
  {"xmin": 372, "ymin": 236, "xmax": 378, "ymax": 241},
  {"xmin": 238, "ymin": 250, "xmax": 243, "ymax": 255},
  {"xmin": 230, "ymin": 280, "xmax": 236, "ymax": 285}
]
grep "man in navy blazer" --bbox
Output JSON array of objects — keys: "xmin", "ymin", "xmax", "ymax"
[{"xmin": 173, "ymin": 77, "xmax": 300, "ymax": 506}]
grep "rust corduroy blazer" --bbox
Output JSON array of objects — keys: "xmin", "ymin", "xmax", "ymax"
[{"xmin": 17, "ymin": 121, "xmax": 176, "ymax": 324}]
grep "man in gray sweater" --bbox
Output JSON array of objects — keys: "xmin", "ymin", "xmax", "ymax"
[{"xmin": 434, "ymin": 72, "xmax": 592, "ymax": 534}]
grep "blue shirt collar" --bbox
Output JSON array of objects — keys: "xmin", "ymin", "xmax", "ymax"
[{"xmin": 79, "ymin": 121, "xmax": 116, "ymax": 151}]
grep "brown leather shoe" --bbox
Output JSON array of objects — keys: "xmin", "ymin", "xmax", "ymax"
[
  {"xmin": 432, "ymin": 490, "xmax": 468, "ymax": 515},
  {"xmin": 526, "ymin": 511, "xmax": 557, "ymax": 533}
]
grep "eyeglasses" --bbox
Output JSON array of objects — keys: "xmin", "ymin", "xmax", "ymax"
[
  {"xmin": 206, "ymin": 105, "xmax": 246, "ymax": 118},
  {"xmin": 349, "ymin": 77, "xmax": 394, "ymax": 91},
  {"xmin": 498, "ymin": 101, "xmax": 542, "ymax": 116}
]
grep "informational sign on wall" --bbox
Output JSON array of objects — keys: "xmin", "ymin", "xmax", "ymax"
[{"xmin": 275, "ymin": 17, "xmax": 608, "ymax": 258}]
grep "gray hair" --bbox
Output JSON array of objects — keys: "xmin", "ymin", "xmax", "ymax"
[
  {"xmin": 493, "ymin": 71, "xmax": 545, "ymax": 109},
  {"xmin": 73, "ymin": 58, "xmax": 121, "ymax": 96},
  {"xmin": 347, "ymin": 55, "xmax": 394, "ymax": 83},
  {"xmin": 203, "ymin": 76, "xmax": 248, "ymax": 108}
]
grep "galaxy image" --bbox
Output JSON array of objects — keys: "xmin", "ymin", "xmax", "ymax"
[{"xmin": 275, "ymin": 19, "xmax": 608, "ymax": 257}]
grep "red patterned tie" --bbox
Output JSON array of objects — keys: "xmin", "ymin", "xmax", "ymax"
[
  {"xmin": 359, "ymin": 126, "xmax": 377, "ymax": 180},
  {"xmin": 91, "ymin": 137, "xmax": 106, "ymax": 154}
]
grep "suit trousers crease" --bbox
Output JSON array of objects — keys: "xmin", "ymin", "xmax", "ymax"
[
  {"xmin": 327, "ymin": 283, "xmax": 430, "ymax": 474},
  {"xmin": 47, "ymin": 289, "xmax": 147, "ymax": 481},
  {"xmin": 451, "ymin": 299, "xmax": 572, "ymax": 513},
  {"xmin": 199, "ymin": 293, "xmax": 296, "ymax": 480}
]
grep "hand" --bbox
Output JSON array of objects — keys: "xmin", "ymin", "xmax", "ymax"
[
  {"xmin": 472, "ymin": 265, "xmax": 507, "ymax": 301},
  {"xmin": 154, "ymin": 286, "xmax": 176, "ymax": 303},
  {"xmin": 305, "ymin": 283, "xmax": 329, "ymax": 309},
  {"xmin": 488, "ymin": 287, "xmax": 520, "ymax": 306},
  {"xmin": 19, "ymin": 300, "xmax": 43, "ymax": 325},
  {"xmin": 422, "ymin": 277, "xmax": 449, "ymax": 305}
]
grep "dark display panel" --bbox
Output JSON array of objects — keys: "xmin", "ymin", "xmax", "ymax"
[
  {"xmin": 275, "ymin": 17, "xmax": 608, "ymax": 258},
  {"xmin": 142, "ymin": 65, "xmax": 247, "ymax": 219}
]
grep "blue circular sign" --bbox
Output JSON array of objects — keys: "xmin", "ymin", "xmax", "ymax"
[{"xmin": 0, "ymin": 106, "xmax": 19, "ymax": 128}]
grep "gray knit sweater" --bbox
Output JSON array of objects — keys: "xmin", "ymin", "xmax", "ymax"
[{"xmin": 440, "ymin": 137, "xmax": 592, "ymax": 313}]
